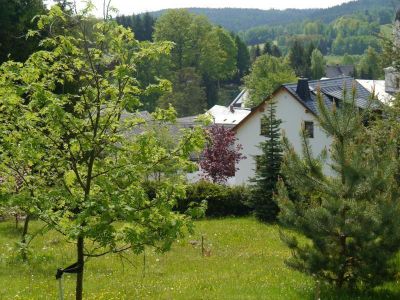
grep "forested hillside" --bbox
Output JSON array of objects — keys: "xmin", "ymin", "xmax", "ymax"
[
  {"xmin": 150, "ymin": 8, "xmax": 318, "ymax": 32},
  {"xmin": 241, "ymin": 6, "xmax": 395, "ymax": 47},
  {"xmin": 148, "ymin": 0, "xmax": 398, "ymax": 33}
]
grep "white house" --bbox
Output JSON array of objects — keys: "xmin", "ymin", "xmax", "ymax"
[
  {"xmin": 356, "ymin": 80, "xmax": 394, "ymax": 104},
  {"xmin": 230, "ymin": 77, "xmax": 372, "ymax": 185},
  {"xmin": 189, "ymin": 10, "xmax": 400, "ymax": 185}
]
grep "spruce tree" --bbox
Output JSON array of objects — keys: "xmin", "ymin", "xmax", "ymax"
[
  {"xmin": 270, "ymin": 45, "xmax": 282, "ymax": 57},
  {"xmin": 263, "ymin": 41, "xmax": 272, "ymax": 55},
  {"xmin": 276, "ymin": 88, "xmax": 400, "ymax": 289},
  {"xmin": 249, "ymin": 101, "xmax": 283, "ymax": 222}
]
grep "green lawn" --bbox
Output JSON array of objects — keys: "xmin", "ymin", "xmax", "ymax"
[{"xmin": 0, "ymin": 217, "xmax": 399, "ymax": 299}]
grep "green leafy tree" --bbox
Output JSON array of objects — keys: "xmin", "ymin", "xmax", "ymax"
[
  {"xmin": 249, "ymin": 101, "xmax": 283, "ymax": 222},
  {"xmin": 276, "ymin": 89, "xmax": 400, "ymax": 289},
  {"xmin": 157, "ymin": 68, "xmax": 207, "ymax": 116},
  {"xmin": 310, "ymin": 48, "xmax": 326, "ymax": 79},
  {"xmin": 244, "ymin": 54, "xmax": 296, "ymax": 107},
  {"xmin": 200, "ymin": 27, "xmax": 237, "ymax": 82},
  {"xmin": 0, "ymin": 0, "xmax": 46, "ymax": 63},
  {"xmin": 153, "ymin": 9, "xmax": 193, "ymax": 69},
  {"xmin": 0, "ymin": 5, "xmax": 206, "ymax": 299},
  {"xmin": 234, "ymin": 35, "xmax": 251, "ymax": 81},
  {"xmin": 304, "ymin": 43, "xmax": 316, "ymax": 77},
  {"xmin": 0, "ymin": 85, "xmax": 54, "ymax": 260},
  {"xmin": 342, "ymin": 53, "xmax": 355, "ymax": 65},
  {"xmin": 153, "ymin": 10, "xmax": 238, "ymax": 108},
  {"xmin": 199, "ymin": 27, "xmax": 238, "ymax": 107},
  {"xmin": 358, "ymin": 46, "xmax": 383, "ymax": 79}
]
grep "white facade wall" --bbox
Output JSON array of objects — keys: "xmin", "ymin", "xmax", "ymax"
[{"xmin": 233, "ymin": 90, "xmax": 332, "ymax": 185}]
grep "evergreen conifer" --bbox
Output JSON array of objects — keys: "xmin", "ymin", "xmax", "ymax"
[
  {"xmin": 249, "ymin": 101, "xmax": 283, "ymax": 222},
  {"xmin": 276, "ymin": 88, "xmax": 400, "ymax": 289}
]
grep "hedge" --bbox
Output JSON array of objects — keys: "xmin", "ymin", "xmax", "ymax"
[{"xmin": 144, "ymin": 180, "xmax": 251, "ymax": 218}]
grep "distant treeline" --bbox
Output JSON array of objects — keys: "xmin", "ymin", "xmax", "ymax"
[
  {"xmin": 147, "ymin": 0, "xmax": 399, "ymax": 33},
  {"xmin": 242, "ymin": 9, "xmax": 394, "ymax": 56}
]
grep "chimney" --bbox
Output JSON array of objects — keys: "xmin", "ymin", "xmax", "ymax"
[{"xmin": 296, "ymin": 78, "xmax": 311, "ymax": 101}]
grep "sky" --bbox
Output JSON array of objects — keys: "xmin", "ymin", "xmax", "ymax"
[{"xmin": 48, "ymin": 0, "xmax": 354, "ymax": 16}]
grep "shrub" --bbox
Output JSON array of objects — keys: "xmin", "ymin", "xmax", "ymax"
[
  {"xmin": 144, "ymin": 180, "xmax": 251, "ymax": 218},
  {"xmin": 178, "ymin": 181, "xmax": 251, "ymax": 217}
]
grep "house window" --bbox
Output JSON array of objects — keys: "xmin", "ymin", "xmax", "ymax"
[
  {"xmin": 260, "ymin": 116, "xmax": 268, "ymax": 136},
  {"xmin": 304, "ymin": 121, "xmax": 314, "ymax": 138}
]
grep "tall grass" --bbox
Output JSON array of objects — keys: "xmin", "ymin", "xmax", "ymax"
[{"xmin": 0, "ymin": 218, "xmax": 398, "ymax": 299}]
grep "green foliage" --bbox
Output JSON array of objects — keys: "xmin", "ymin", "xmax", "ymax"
[
  {"xmin": 248, "ymin": 102, "xmax": 283, "ymax": 222},
  {"xmin": 249, "ymin": 44, "xmax": 262, "ymax": 62},
  {"xmin": 234, "ymin": 35, "xmax": 251, "ymax": 80},
  {"xmin": 157, "ymin": 68, "xmax": 207, "ymax": 116},
  {"xmin": 244, "ymin": 55, "xmax": 296, "ymax": 107},
  {"xmin": 342, "ymin": 54, "xmax": 356, "ymax": 65},
  {"xmin": 176, "ymin": 181, "xmax": 251, "ymax": 218},
  {"xmin": 115, "ymin": 13, "xmax": 156, "ymax": 41},
  {"xmin": 0, "ymin": 0, "xmax": 46, "ymax": 63},
  {"xmin": 199, "ymin": 27, "xmax": 238, "ymax": 82},
  {"xmin": 276, "ymin": 88, "xmax": 400, "ymax": 289},
  {"xmin": 357, "ymin": 46, "xmax": 383, "ymax": 79},
  {"xmin": 239, "ymin": 3, "xmax": 393, "ymax": 59},
  {"xmin": 263, "ymin": 41, "xmax": 272, "ymax": 55},
  {"xmin": 331, "ymin": 35, "xmax": 381, "ymax": 56},
  {"xmin": 310, "ymin": 49, "xmax": 326, "ymax": 79},
  {"xmin": 152, "ymin": 1, "xmax": 396, "ymax": 33},
  {"xmin": 0, "ymin": 4, "xmax": 207, "ymax": 298},
  {"xmin": 153, "ymin": 9, "xmax": 239, "ymax": 110},
  {"xmin": 288, "ymin": 40, "xmax": 311, "ymax": 77}
]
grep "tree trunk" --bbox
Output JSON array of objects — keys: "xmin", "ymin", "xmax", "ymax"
[
  {"xmin": 15, "ymin": 213, "xmax": 19, "ymax": 229},
  {"xmin": 76, "ymin": 236, "xmax": 85, "ymax": 300},
  {"xmin": 20, "ymin": 214, "xmax": 31, "ymax": 262}
]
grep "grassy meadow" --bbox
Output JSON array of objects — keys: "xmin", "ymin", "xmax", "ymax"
[{"xmin": 0, "ymin": 217, "xmax": 399, "ymax": 300}]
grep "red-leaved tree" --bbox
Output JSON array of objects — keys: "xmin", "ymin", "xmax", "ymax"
[{"xmin": 200, "ymin": 125, "xmax": 245, "ymax": 183}]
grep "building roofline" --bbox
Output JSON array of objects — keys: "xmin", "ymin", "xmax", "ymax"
[
  {"xmin": 232, "ymin": 86, "xmax": 317, "ymax": 132},
  {"xmin": 232, "ymin": 76, "xmax": 369, "ymax": 133}
]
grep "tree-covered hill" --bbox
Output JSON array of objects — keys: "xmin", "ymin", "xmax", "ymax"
[
  {"xmin": 150, "ymin": 8, "xmax": 318, "ymax": 32},
  {"xmin": 147, "ymin": 0, "xmax": 399, "ymax": 33}
]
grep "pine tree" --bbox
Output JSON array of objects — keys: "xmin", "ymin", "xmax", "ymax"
[
  {"xmin": 142, "ymin": 12, "xmax": 155, "ymax": 41},
  {"xmin": 250, "ymin": 44, "xmax": 262, "ymax": 62},
  {"xmin": 235, "ymin": 35, "xmax": 251, "ymax": 81},
  {"xmin": 263, "ymin": 41, "xmax": 272, "ymax": 55},
  {"xmin": 270, "ymin": 45, "xmax": 282, "ymax": 57},
  {"xmin": 249, "ymin": 101, "xmax": 283, "ymax": 222},
  {"xmin": 276, "ymin": 88, "xmax": 400, "ymax": 289}
]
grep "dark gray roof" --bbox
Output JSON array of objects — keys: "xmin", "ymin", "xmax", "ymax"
[
  {"xmin": 177, "ymin": 115, "xmax": 198, "ymax": 127},
  {"xmin": 283, "ymin": 77, "xmax": 373, "ymax": 115},
  {"xmin": 325, "ymin": 65, "xmax": 354, "ymax": 78}
]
